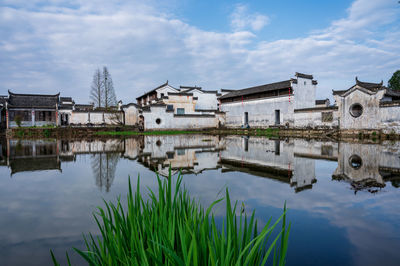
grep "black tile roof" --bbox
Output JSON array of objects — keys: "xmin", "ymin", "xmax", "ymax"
[
  {"xmin": 355, "ymin": 77, "xmax": 384, "ymax": 91},
  {"xmin": 59, "ymin": 104, "xmax": 73, "ymax": 110},
  {"xmin": 181, "ymin": 87, "xmax": 219, "ymax": 94},
  {"xmin": 219, "ymin": 80, "xmax": 292, "ymax": 100},
  {"xmin": 180, "ymin": 85, "xmax": 202, "ymax": 90},
  {"xmin": 168, "ymin": 92, "xmax": 194, "ymax": 96},
  {"xmin": 384, "ymin": 88, "xmax": 400, "ymax": 97},
  {"xmin": 333, "ymin": 77, "xmax": 385, "ymax": 96},
  {"xmin": 60, "ymin": 97, "xmax": 72, "ymax": 102},
  {"xmin": 121, "ymin": 102, "xmax": 140, "ymax": 109},
  {"xmin": 136, "ymin": 81, "xmax": 176, "ymax": 100},
  {"xmin": 7, "ymin": 90, "xmax": 59, "ymax": 108},
  {"xmin": 295, "ymin": 72, "xmax": 313, "ymax": 79},
  {"xmin": 315, "ymin": 99, "xmax": 329, "ymax": 105}
]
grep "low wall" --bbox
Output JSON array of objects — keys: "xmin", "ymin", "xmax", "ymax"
[
  {"xmin": 379, "ymin": 102, "xmax": 400, "ymax": 134},
  {"xmin": 70, "ymin": 111, "xmax": 123, "ymax": 126},
  {"xmin": 294, "ymin": 107, "xmax": 338, "ymax": 129}
]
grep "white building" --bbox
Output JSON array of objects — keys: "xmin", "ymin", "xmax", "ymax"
[{"xmin": 219, "ymin": 72, "xmax": 317, "ymax": 128}]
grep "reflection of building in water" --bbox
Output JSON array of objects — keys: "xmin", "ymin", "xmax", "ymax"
[
  {"xmin": 1, "ymin": 138, "xmax": 125, "ymax": 192},
  {"xmin": 62, "ymin": 139, "xmax": 124, "ymax": 191},
  {"xmin": 1, "ymin": 135, "xmax": 399, "ymax": 194},
  {"xmin": 333, "ymin": 142, "xmax": 400, "ymax": 193},
  {"xmin": 220, "ymin": 136, "xmax": 323, "ymax": 192},
  {"xmin": 137, "ymin": 135, "xmax": 223, "ymax": 176},
  {"xmin": 5, "ymin": 139, "xmax": 61, "ymax": 175}
]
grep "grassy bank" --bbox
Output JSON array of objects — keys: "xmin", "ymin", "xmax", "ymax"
[
  {"xmin": 95, "ymin": 130, "xmax": 200, "ymax": 136},
  {"xmin": 51, "ymin": 171, "xmax": 290, "ymax": 265}
]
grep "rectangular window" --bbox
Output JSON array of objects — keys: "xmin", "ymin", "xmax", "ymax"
[
  {"xmin": 321, "ymin": 112, "xmax": 333, "ymax": 122},
  {"xmin": 176, "ymin": 149, "xmax": 185, "ymax": 155},
  {"xmin": 177, "ymin": 108, "xmax": 185, "ymax": 115},
  {"xmin": 166, "ymin": 105, "xmax": 174, "ymax": 111}
]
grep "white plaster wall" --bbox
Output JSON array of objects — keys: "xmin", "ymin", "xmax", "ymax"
[
  {"xmin": 90, "ymin": 113, "xmax": 104, "ymax": 124},
  {"xmin": 156, "ymin": 85, "xmax": 179, "ymax": 98},
  {"xmin": 70, "ymin": 112, "xmax": 89, "ymax": 124},
  {"xmin": 143, "ymin": 106, "xmax": 218, "ymax": 130},
  {"xmin": 294, "ymin": 109, "xmax": 339, "ymax": 128},
  {"xmin": 123, "ymin": 106, "xmax": 139, "ymax": 126},
  {"xmin": 191, "ymin": 90, "xmax": 219, "ymax": 110},
  {"xmin": 334, "ymin": 89, "xmax": 385, "ymax": 129},
  {"xmin": 379, "ymin": 105, "xmax": 400, "ymax": 134},
  {"xmin": 70, "ymin": 111, "xmax": 122, "ymax": 125},
  {"xmin": 221, "ymin": 96, "xmax": 294, "ymax": 128},
  {"xmin": 163, "ymin": 95, "xmax": 196, "ymax": 114},
  {"xmin": 292, "ymin": 77, "xmax": 316, "ymax": 110}
]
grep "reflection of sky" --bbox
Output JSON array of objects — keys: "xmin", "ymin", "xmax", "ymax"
[{"xmin": 0, "ymin": 148, "xmax": 399, "ymax": 265}]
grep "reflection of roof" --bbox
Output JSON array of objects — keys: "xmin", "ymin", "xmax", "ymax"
[
  {"xmin": 332, "ymin": 173, "xmax": 385, "ymax": 193},
  {"xmin": 220, "ymin": 158, "xmax": 292, "ymax": 182},
  {"xmin": 9, "ymin": 157, "xmax": 61, "ymax": 175},
  {"xmin": 219, "ymin": 80, "xmax": 292, "ymax": 100},
  {"xmin": 7, "ymin": 90, "xmax": 59, "ymax": 108}
]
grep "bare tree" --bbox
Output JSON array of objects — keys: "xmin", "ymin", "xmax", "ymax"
[
  {"xmin": 102, "ymin": 66, "xmax": 117, "ymax": 110},
  {"xmin": 90, "ymin": 68, "xmax": 104, "ymax": 108}
]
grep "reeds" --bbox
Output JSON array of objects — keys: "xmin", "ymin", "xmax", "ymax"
[{"xmin": 51, "ymin": 170, "xmax": 290, "ymax": 265}]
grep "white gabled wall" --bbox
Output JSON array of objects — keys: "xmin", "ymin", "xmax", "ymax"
[{"xmin": 292, "ymin": 77, "xmax": 316, "ymax": 110}]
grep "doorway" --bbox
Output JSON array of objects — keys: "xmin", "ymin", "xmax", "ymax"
[
  {"xmin": 275, "ymin": 110, "xmax": 280, "ymax": 125},
  {"xmin": 244, "ymin": 112, "xmax": 248, "ymax": 125}
]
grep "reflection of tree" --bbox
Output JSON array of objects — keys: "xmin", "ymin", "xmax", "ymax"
[{"xmin": 91, "ymin": 153, "xmax": 120, "ymax": 192}]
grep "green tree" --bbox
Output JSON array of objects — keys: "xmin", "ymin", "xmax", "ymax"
[{"xmin": 388, "ymin": 70, "xmax": 400, "ymax": 91}]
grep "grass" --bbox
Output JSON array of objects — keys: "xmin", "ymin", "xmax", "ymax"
[
  {"xmin": 96, "ymin": 130, "xmax": 200, "ymax": 136},
  {"xmin": 256, "ymin": 128, "xmax": 280, "ymax": 138},
  {"xmin": 51, "ymin": 170, "xmax": 291, "ymax": 265}
]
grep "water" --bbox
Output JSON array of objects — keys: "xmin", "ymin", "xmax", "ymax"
[{"xmin": 0, "ymin": 135, "xmax": 399, "ymax": 266}]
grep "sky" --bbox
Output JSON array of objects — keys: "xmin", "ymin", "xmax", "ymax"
[{"xmin": 0, "ymin": 0, "xmax": 399, "ymax": 104}]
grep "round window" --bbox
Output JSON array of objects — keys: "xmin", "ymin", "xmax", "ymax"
[
  {"xmin": 156, "ymin": 118, "xmax": 161, "ymax": 124},
  {"xmin": 156, "ymin": 140, "xmax": 162, "ymax": 146},
  {"xmin": 349, "ymin": 154, "xmax": 362, "ymax": 169},
  {"xmin": 349, "ymin": 103, "xmax": 363, "ymax": 118}
]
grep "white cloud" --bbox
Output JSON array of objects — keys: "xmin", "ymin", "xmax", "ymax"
[
  {"xmin": 230, "ymin": 4, "xmax": 270, "ymax": 32},
  {"xmin": 0, "ymin": 0, "xmax": 399, "ymax": 103}
]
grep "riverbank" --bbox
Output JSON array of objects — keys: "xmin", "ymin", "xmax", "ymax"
[{"xmin": 3, "ymin": 126, "xmax": 400, "ymax": 141}]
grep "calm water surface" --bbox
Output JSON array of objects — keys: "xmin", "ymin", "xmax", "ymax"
[{"xmin": 0, "ymin": 135, "xmax": 399, "ymax": 266}]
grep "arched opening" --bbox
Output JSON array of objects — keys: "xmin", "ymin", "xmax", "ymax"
[
  {"xmin": 349, "ymin": 103, "xmax": 363, "ymax": 118},
  {"xmin": 156, "ymin": 118, "xmax": 161, "ymax": 125}
]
